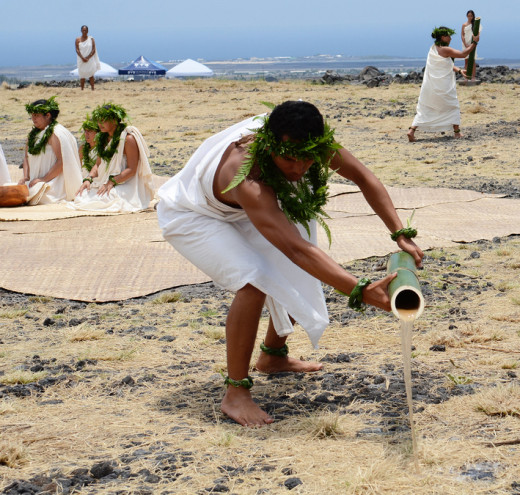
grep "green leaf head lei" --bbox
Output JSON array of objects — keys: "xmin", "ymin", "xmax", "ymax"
[
  {"xmin": 79, "ymin": 114, "xmax": 99, "ymax": 172},
  {"xmin": 222, "ymin": 103, "xmax": 342, "ymax": 244},
  {"xmin": 25, "ymin": 96, "xmax": 60, "ymax": 156},
  {"xmin": 92, "ymin": 102, "xmax": 129, "ymax": 165},
  {"xmin": 432, "ymin": 26, "xmax": 456, "ymax": 46},
  {"xmin": 25, "ymin": 96, "xmax": 60, "ymax": 117}
]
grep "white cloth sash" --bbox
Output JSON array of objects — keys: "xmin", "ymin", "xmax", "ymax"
[{"xmin": 0, "ymin": 144, "xmax": 10, "ymax": 185}]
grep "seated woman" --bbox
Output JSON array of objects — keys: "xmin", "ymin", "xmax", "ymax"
[
  {"xmin": 0, "ymin": 143, "xmax": 10, "ymax": 185},
  {"xmin": 71, "ymin": 103, "xmax": 154, "ymax": 212},
  {"xmin": 78, "ymin": 115, "xmax": 101, "ymax": 176},
  {"xmin": 19, "ymin": 97, "xmax": 83, "ymax": 205}
]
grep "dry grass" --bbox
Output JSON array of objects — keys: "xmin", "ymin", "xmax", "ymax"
[{"xmin": 1, "ymin": 80, "xmax": 520, "ymax": 493}]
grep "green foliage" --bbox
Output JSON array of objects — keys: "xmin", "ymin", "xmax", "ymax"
[
  {"xmin": 27, "ymin": 119, "xmax": 57, "ymax": 156},
  {"xmin": 92, "ymin": 102, "xmax": 128, "ymax": 125},
  {"xmin": 25, "ymin": 96, "xmax": 59, "ymax": 116},
  {"xmin": 222, "ymin": 112, "xmax": 341, "ymax": 244}
]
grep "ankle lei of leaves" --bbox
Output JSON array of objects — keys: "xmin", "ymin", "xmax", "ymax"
[
  {"xmin": 222, "ymin": 117, "xmax": 341, "ymax": 244},
  {"xmin": 96, "ymin": 122, "xmax": 126, "ymax": 163},
  {"xmin": 222, "ymin": 375, "xmax": 254, "ymax": 389},
  {"xmin": 27, "ymin": 120, "xmax": 57, "ymax": 156},
  {"xmin": 81, "ymin": 142, "xmax": 97, "ymax": 172},
  {"xmin": 260, "ymin": 342, "xmax": 289, "ymax": 357}
]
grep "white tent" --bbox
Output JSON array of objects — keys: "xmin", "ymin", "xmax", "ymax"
[
  {"xmin": 70, "ymin": 61, "xmax": 119, "ymax": 78},
  {"xmin": 166, "ymin": 59, "xmax": 214, "ymax": 78}
]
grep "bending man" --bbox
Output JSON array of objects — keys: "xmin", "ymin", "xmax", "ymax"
[{"xmin": 158, "ymin": 101, "xmax": 423, "ymax": 427}]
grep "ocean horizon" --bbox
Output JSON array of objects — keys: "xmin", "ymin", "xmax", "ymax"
[{"xmin": 1, "ymin": 55, "xmax": 520, "ymax": 82}]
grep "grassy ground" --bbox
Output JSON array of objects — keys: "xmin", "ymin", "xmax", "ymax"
[{"xmin": 1, "ymin": 79, "xmax": 519, "ymax": 494}]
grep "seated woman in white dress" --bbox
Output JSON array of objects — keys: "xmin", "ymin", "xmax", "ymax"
[
  {"xmin": 71, "ymin": 103, "xmax": 154, "ymax": 212},
  {"xmin": 18, "ymin": 97, "xmax": 83, "ymax": 205},
  {"xmin": 78, "ymin": 115, "xmax": 100, "ymax": 175}
]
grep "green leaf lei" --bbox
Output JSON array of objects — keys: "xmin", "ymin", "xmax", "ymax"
[
  {"xmin": 432, "ymin": 26, "xmax": 456, "ymax": 46},
  {"xmin": 222, "ymin": 114, "xmax": 342, "ymax": 244},
  {"xmin": 92, "ymin": 103, "xmax": 129, "ymax": 165},
  {"xmin": 27, "ymin": 120, "xmax": 57, "ymax": 156},
  {"xmin": 25, "ymin": 96, "xmax": 60, "ymax": 156},
  {"xmin": 80, "ymin": 142, "xmax": 97, "ymax": 172},
  {"xmin": 25, "ymin": 96, "xmax": 59, "ymax": 116}
]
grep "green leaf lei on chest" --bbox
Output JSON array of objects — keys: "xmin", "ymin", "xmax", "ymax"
[
  {"xmin": 92, "ymin": 103, "xmax": 128, "ymax": 165},
  {"xmin": 25, "ymin": 96, "xmax": 60, "ymax": 156},
  {"xmin": 222, "ymin": 113, "xmax": 342, "ymax": 244},
  {"xmin": 79, "ymin": 115, "xmax": 99, "ymax": 172}
]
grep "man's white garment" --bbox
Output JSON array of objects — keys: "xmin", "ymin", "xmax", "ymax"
[
  {"xmin": 70, "ymin": 126, "xmax": 154, "ymax": 212},
  {"xmin": 76, "ymin": 36, "xmax": 101, "ymax": 79},
  {"xmin": 26, "ymin": 124, "xmax": 83, "ymax": 205},
  {"xmin": 411, "ymin": 45, "xmax": 460, "ymax": 132},
  {"xmin": 0, "ymin": 144, "xmax": 10, "ymax": 185},
  {"xmin": 157, "ymin": 116, "xmax": 329, "ymax": 348}
]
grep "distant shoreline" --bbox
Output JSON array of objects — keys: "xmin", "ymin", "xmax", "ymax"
[{"xmin": 1, "ymin": 55, "xmax": 520, "ymax": 82}]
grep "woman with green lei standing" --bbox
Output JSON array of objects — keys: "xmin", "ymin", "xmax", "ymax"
[
  {"xmin": 19, "ymin": 97, "xmax": 82, "ymax": 204},
  {"xmin": 158, "ymin": 101, "xmax": 423, "ymax": 427},
  {"xmin": 71, "ymin": 103, "xmax": 154, "ymax": 212}
]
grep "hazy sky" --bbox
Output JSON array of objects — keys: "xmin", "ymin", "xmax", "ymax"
[{"xmin": 0, "ymin": 0, "xmax": 518, "ymax": 66}]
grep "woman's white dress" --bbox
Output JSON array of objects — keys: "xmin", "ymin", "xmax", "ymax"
[
  {"xmin": 70, "ymin": 126, "xmax": 155, "ymax": 212},
  {"xmin": 26, "ymin": 124, "xmax": 83, "ymax": 205},
  {"xmin": 0, "ymin": 144, "xmax": 10, "ymax": 185},
  {"xmin": 77, "ymin": 36, "xmax": 101, "ymax": 79}
]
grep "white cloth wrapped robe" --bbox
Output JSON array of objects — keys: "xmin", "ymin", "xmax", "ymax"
[
  {"xmin": 411, "ymin": 45, "xmax": 460, "ymax": 132},
  {"xmin": 70, "ymin": 126, "xmax": 154, "ymax": 212},
  {"xmin": 77, "ymin": 36, "xmax": 101, "ymax": 79},
  {"xmin": 157, "ymin": 116, "xmax": 329, "ymax": 348},
  {"xmin": 26, "ymin": 124, "xmax": 83, "ymax": 205},
  {"xmin": 0, "ymin": 144, "xmax": 10, "ymax": 185}
]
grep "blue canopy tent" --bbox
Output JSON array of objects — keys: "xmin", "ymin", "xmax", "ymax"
[{"xmin": 118, "ymin": 55, "xmax": 166, "ymax": 79}]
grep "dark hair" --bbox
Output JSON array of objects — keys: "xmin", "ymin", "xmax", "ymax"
[
  {"xmin": 30, "ymin": 99, "xmax": 59, "ymax": 121},
  {"xmin": 268, "ymin": 101, "xmax": 324, "ymax": 142},
  {"xmin": 466, "ymin": 10, "xmax": 475, "ymax": 27},
  {"xmin": 81, "ymin": 25, "xmax": 88, "ymax": 31}
]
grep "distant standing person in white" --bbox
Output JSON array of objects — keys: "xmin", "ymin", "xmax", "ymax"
[
  {"xmin": 462, "ymin": 10, "xmax": 481, "ymax": 80},
  {"xmin": 75, "ymin": 25, "xmax": 100, "ymax": 90}
]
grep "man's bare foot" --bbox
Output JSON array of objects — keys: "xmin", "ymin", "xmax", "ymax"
[
  {"xmin": 407, "ymin": 128, "xmax": 416, "ymax": 142},
  {"xmin": 454, "ymin": 130, "xmax": 463, "ymax": 139},
  {"xmin": 221, "ymin": 386, "xmax": 274, "ymax": 427},
  {"xmin": 255, "ymin": 353, "xmax": 323, "ymax": 374}
]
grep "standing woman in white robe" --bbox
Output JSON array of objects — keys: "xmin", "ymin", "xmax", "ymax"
[
  {"xmin": 71, "ymin": 103, "xmax": 154, "ymax": 212},
  {"xmin": 0, "ymin": 144, "xmax": 10, "ymax": 185},
  {"xmin": 462, "ymin": 10, "xmax": 481, "ymax": 80},
  {"xmin": 75, "ymin": 25, "xmax": 101, "ymax": 91},
  {"xmin": 19, "ymin": 97, "xmax": 82, "ymax": 205},
  {"xmin": 407, "ymin": 26, "xmax": 479, "ymax": 142}
]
